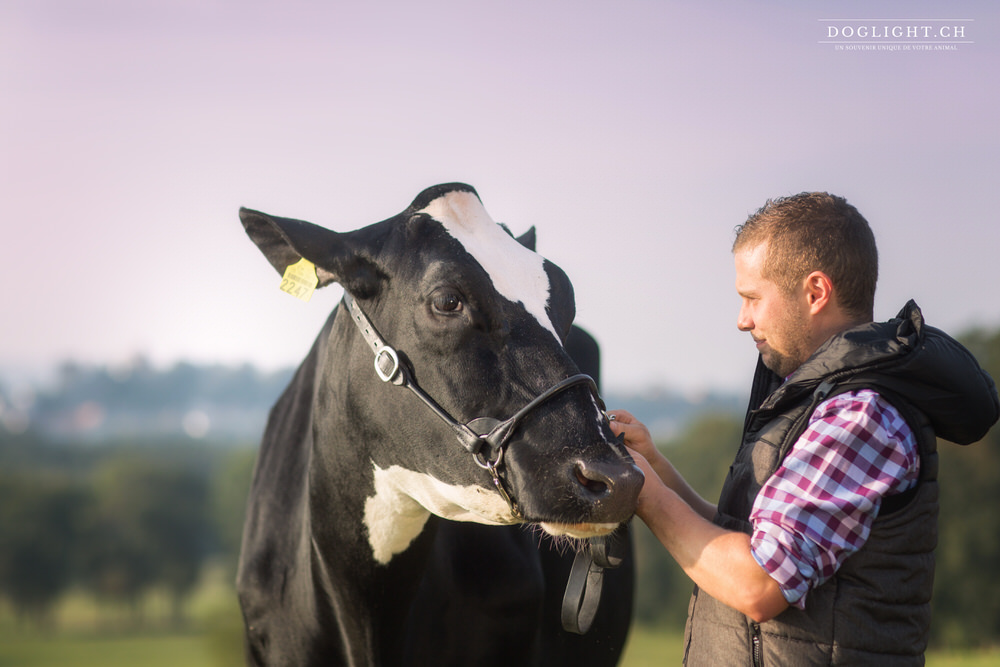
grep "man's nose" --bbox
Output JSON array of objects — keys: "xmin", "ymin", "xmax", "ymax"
[{"xmin": 737, "ymin": 304, "xmax": 753, "ymax": 332}]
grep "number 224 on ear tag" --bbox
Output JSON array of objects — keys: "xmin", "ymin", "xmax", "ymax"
[{"xmin": 280, "ymin": 258, "xmax": 318, "ymax": 303}]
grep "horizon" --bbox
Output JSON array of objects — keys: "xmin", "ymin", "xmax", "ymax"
[{"xmin": 0, "ymin": 351, "xmax": 752, "ymax": 401}]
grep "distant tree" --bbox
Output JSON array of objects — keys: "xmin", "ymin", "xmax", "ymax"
[
  {"xmin": 211, "ymin": 448, "xmax": 257, "ymax": 570},
  {"xmin": 930, "ymin": 328, "xmax": 1000, "ymax": 648},
  {"xmin": 77, "ymin": 508, "xmax": 157, "ymax": 623},
  {"xmin": 151, "ymin": 466, "xmax": 212, "ymax": 623},
  {"xmin": 80, "ymin": 459, "xmax": 158, "ymax": 619},
  {"xmin": 0, "ymin": 473, "xmax": 87, "ymax": 625},
  {"xmin": 82, "ymin": 457, "xmax": 212, "ymax": 624}
]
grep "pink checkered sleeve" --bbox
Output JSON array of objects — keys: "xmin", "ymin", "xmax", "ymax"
[{"xmin": 748, "ymin": 389, "xmax": 919, "ymax": 609}]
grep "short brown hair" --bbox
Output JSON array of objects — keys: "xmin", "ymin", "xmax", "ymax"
[{"xmin": 733, "ymin": 192, "xmax": 878, "ymax": 320}]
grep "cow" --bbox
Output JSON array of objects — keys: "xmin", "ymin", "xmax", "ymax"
[{"xmin": 236, "ymin": 183, "xmax": 643, "ymax": 667}]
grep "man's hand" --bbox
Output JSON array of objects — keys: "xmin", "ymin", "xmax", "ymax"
[
  {"xmin": 607, "ymin": 409, "xmax": 656, "ymax": 462},
  {"xmin": 606, "ymin": 407, "xmax": 789, "ymax": 623}
]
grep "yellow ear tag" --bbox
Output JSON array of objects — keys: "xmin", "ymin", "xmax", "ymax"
[{"xmin": 280, "ymin": 258, "xmax": 318, "ymax": 303}]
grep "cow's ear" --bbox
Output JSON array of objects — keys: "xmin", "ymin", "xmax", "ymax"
[
  {"xmin": 565, "ymin": 325, "xmax": 601, "ymax": 390},
  {"xmin": 516, "ymin": 226, "xmax": 537, "ymax": 251},
  {"xmin": 545, "ymin": 262, "xmax": 576, "ymax": 341},
  {"xmin": 239, "ymin": 208, "xmax": 386, "ymax": 298}
]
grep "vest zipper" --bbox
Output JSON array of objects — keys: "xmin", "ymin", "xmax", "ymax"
[{"xmin": 751, "ymin": 622, "xmax": 763, "ymax": 667}]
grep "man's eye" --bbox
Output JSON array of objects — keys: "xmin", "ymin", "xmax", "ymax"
[{"xmin": 432, "ymin": 291, "xmax": 463, "ymax": 314}]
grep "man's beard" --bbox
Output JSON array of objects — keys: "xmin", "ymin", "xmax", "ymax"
[
  {"xmin": 761, "ymin": 307, "xmax": 811, "ymax": 379},
  {"xmin": 763, "ymin": 348, "xmax": 802, "ymax": 379}
]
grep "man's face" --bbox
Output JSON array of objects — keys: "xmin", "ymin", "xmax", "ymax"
[{"xmin": 734, "ymin": 243, "xmax": 812, "ymax": 378}]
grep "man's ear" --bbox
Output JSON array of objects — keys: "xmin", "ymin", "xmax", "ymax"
[
  {"xmin": 803, "ymin": 270, "xmax": 834, "ymax": 314},
  {"xmin": 239, "ymin": 207, "xmax": 387, "ymax": 298}
]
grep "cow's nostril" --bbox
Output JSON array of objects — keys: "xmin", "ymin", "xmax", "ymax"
[{"xmin": 575, "ymin": 464, "xmax": 610, "ymax": 495}]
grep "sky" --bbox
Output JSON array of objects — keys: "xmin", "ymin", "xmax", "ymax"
[{"xmin": 2, "ymin": 0, "xmax": 998, "ymax": 396}]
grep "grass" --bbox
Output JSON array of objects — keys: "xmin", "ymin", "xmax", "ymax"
[
  {"xmin": 620, "ymin": 625, "xmax": 1000, "ymax": 667},
  {"xmin": 0, "ymin": 631, "xmax": 213, "ymax": 667},
  {"xmin": 2, "ymin": 585, "xmax": 999, "ymax": 667},
  {"xmin": 3, "ymin": 625, "xmax": 998, "ymax": 667},
  {"xmin": 0, "ymin": 564, "xmax": 246, "ymax": 667},
  {"xmin": 619, "ymin": 626, "xmax": 685, "ymax": 666}
]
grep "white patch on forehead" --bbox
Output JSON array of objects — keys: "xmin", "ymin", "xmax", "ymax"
[
  {"xmin": 363, "ymin": 462, "xmax": 516, "ymax": 564},
  {"xmin": 420, "ymin": 190, "xmax": 558, "ymax": 339}
]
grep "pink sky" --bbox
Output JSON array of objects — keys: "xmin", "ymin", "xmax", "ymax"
[{"xmin": 2, "ymin": 0, "xmax": 998, "ymax": 394}]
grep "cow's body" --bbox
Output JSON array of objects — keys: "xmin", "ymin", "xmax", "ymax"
[{"xmin": 237, "ymin": 184, "xmax": 641, "ymax": 667}]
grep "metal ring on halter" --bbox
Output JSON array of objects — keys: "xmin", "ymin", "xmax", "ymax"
[
  {"xmin": 374, "ymin": 346, "xmax": 400, "ymax": 383},
  {"xmin": 473, "ymin": 446, "xmax": 505, "ymax": 471}
]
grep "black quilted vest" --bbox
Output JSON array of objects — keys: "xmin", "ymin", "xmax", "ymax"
[{"xmin": 683, "ymin": 302, "xmax": 999, "ymax": 666}]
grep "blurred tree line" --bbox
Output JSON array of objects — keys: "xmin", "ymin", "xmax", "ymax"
[
  {"xmin": 630, "ymin": 326, "xmax": 1000, "ymax": 650},
  {"xmin": 0, "ymin": 357, "xmax": 291, "ymax": 442},
  {"xmin": 0, "ymin": 434, "xmax": 255, "ymax": 628}
]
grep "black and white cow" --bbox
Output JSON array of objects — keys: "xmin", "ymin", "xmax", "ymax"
[{"xmin": 236, "ymin": 183, "xmax": 642, "ymax": 667}]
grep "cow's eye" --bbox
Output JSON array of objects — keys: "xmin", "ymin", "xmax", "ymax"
[{"xmin": 431, "ymin": 289, "xmax": 464, "ymax": 315}]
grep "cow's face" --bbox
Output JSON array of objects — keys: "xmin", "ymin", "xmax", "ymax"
[{"xmin": 241, "ymin": 184, "xmax": 642, "ymax": 564}]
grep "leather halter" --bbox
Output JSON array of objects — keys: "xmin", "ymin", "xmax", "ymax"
[
  {"xmin": 343, "ymin": 292, "xmax": 604, "ymax": 519},
  {"xmin": 342, "ymin": 291, "xmax": 625, "ymax": 634}
]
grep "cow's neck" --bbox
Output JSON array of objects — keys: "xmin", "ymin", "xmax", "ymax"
[{"xmin": 302, "ymin": 313, "xmax": 444, "ymax": 662}]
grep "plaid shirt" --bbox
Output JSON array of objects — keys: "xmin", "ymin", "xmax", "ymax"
[{"xmin": 748, "ymin": 388, "xmax": 920, "ymax": 609}]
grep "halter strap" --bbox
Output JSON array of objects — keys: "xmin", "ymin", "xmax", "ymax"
[{"xmin": 343, "ymin": 293, "xmax": 602, "ymax": 450}]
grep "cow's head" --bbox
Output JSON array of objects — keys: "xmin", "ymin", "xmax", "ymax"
[{"xmin": 241, "ymin": 183, "xmax": 642, "ymax": 563}]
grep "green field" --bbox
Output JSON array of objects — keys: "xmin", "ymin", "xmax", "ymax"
[
  {"xmin": 619, "ymin": 625, "xmax": 1000, "ymax": 667},
  {"xmin": 0, "ymin": 632, "xmax": 214, "ymax": 667},
  {"xmin": 1, "ymin": 625, "xmax": 999, "ymax": 667},
  {"xmin": 2, "ymin": 580, "xmax": 999, "ymax": 667}
]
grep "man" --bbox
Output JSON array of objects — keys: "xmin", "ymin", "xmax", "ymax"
[{"xmin": 610, "ymin": 192, "xmax": 999, "ymax": 665}]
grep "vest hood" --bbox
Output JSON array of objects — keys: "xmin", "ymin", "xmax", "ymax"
[{"xmin": 760, "ymin": 300, "xmax": 999, "ymax": 446}]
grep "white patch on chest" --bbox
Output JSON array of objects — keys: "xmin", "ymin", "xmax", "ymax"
[
  {"xmin": 363, "ymin": 462, "xmax": 516, "ymax": 564},
  {"xmin": 419, "ymin": 191, "xmax": 557, "ymax": 339}
]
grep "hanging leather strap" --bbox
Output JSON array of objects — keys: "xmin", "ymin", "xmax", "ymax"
[{"xmin": 561, "ymin": 524, "xmax": 629, "ymax": 634}]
